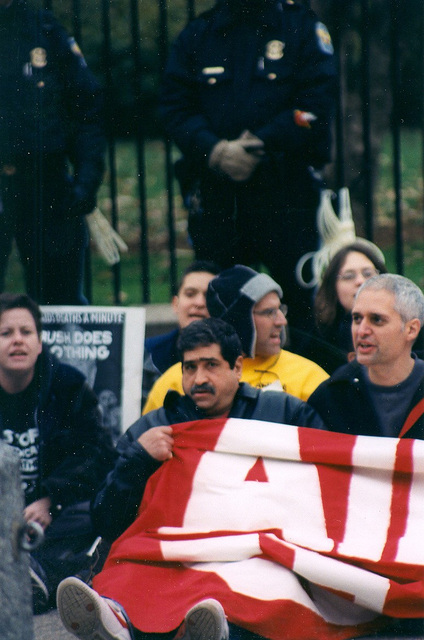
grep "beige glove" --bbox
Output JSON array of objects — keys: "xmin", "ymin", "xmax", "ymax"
[
  {"xmin": 86, "ymin": 208, "xmax": 128, "ymax": 265},
  {"xmin": 208, "ymin": 130, "xmax": 264, "ymax": 182}
]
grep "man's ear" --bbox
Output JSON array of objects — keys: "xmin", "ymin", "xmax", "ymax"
[
  {"xmin": 234, "ymin": 355, "xmax": 243, "ymax": 379},
  {"xmin": 405, "ymin": 318, "xmax": 421, "ymax": 343}
]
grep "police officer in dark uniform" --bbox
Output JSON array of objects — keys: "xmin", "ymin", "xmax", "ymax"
[
  {"xmin": 160, "ymin": 0, "xmax": 336, "ymax": 336},
  {"xmin": 0, "ymin": 0, "xmax": 105, "ymax": 304}
]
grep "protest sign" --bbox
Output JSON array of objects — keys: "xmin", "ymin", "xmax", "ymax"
[{"xmin": 41, "ymin": 306, "xmax": 145, "ymax": 440}]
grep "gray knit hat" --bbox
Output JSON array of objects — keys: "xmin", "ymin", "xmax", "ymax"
[{"xmin": 206, "ymin": 265, "xmax": 282, "ymax": 357}]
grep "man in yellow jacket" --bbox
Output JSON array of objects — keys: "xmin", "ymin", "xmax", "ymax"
[{"xmin": 143, "ymin": 265, "xmax": 328, "ymax": 414}]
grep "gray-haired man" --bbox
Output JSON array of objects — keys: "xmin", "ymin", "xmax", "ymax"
[{"xmin": 308, "ymin": 273, "xmax": 424, "ymax": 439}]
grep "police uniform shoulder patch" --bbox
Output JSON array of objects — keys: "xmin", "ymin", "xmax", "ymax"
[{"xmin": 315, "ymin": 22, "xmax": 334, "ymax": 55}]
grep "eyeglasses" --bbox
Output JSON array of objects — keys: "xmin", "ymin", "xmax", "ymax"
[
  {"xmin": 337, "ymin": 268, "xmax": 379, "ymax": 282},
  {"xmin": 253, "ymin": 304, "xmax": 288, "ymax": 319}
]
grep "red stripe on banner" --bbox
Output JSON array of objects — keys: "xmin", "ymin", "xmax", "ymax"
[
  {"xmin": 126, "ymin": 418, "xmax": 227, "ymax": 533},
  {"xmin": 136, "ymin": 447, "xmax": 205, "ymax": 528},
  {"xmin": 384, "ymin": 579, "xmax": 424, "ymax": 617},
  {"xmin": 381, "ymin": 439, "xmax": 415, "ymax": 564},
  {"xmin": 244, "ymin": 456, "xmax": 269, "ymax": 482},
  {"xmin": 259, "ymin": 531, "xmax": 296, "ymax": 568},
  {"xmin": 298, "ymin": 428, "xmax": 356, "ymax": 467},
  {"xmin": 171, "ymin": 417, "xmax": 227, "ymax": 452},
  {"xmin": 398, "ymin": 398, "xmax": 424, "ymax": 438},
  {"xmin": 298, "ymin": 428, "xmax": 355, "ymax": 546}
]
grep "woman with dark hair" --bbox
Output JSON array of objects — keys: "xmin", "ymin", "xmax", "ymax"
[{"xmin": 314, "ymin": 241, "xmax": 387, "ymax": 359}]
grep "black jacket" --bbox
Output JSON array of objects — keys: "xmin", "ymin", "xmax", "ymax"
[
  {"xmin": 145, "ymin": 328, "xmax": 180, "ymax": 375},
  {"xmin": 308, "ymin": 359, "xmax": 424, "ymax": 439},
  {"xmin": 160, "ymin": 0, "xmax": 336, "ymax": 171},
  {"xmin": 0, "ymin": 0, "xmax": 105, "ymax": 203},
  {"xmin": 92, "ymin": 382, "xmax": 323, "ymax": 541},
  {"xmin": 0, "ymin": 347, "xmax": 116, "ymax": 513}
]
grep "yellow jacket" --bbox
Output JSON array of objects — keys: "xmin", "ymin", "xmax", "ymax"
[{"xmin": 142, "ymin": 350, "xmax": 328, "ymax": 415}]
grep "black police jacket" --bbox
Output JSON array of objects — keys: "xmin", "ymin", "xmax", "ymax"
[
  {"xmin": 160, "ymin": 0, "xmax": 336, "ymax": 171},
  {"xmin": 0, "ymin": 0, "xmax": 105, "ymax": 196}
]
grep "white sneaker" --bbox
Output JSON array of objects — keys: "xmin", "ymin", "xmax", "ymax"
[
  {"xmin": 56, "ymin": 576, "xmax": 134, "ymax": 640},
  {"xmin": 175, "ymin": 599, "xmax": 229, "ymax": 640}
]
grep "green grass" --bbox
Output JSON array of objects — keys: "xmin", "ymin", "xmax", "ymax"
[
  {"xmin": 376, "ymin": 129, "xmax": 423, "ymax": 223},
  {"xmin": 374, "ymin": 128, "xmax": 424, "ymax": 289},
  {"xmin": 4, "ymin": 129, "xmax": 424, "ymax": 304}
]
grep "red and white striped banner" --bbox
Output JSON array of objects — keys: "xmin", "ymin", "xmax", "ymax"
[{"xmin": 94, "ymin": 418, "xmax": 424, "ymax": 639}]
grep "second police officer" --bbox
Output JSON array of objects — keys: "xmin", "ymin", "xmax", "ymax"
[{"xmin": 160, "ymin": 0, "xmax": 337, "ymax": 337}]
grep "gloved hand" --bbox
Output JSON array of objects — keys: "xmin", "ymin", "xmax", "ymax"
[
  {"xmin": 86, "ymin": 208, "xmax": 128, "ymax": 265},
  {"xmin": 67, "ymin": 184, "xmax": 97, "ymax": 218},
  {"xmin": 208, "ymin": 131, "xmax": 264, "ymax": 182}
]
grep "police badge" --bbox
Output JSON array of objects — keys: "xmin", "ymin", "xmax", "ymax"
[
  {"xmin": 265, "ymin": 40, "xmax": 285, "ymax": 61},
  {"xmin": 30, "ymin": 48, "xmax": 47, "ymax": 68}
]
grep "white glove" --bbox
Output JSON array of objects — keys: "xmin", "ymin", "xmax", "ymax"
[
  {"xmin": 86, "ymin": 208, "xmax": 128, "ymax": 265},
  {"xmin": 208, "ymin": 131, "xmax": 264, "ymax": 182}
]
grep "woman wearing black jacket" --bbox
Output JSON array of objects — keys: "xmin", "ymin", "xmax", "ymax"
[{"xmin": 0, "ymin": 292, "xmax": 115, "ymax": 612}]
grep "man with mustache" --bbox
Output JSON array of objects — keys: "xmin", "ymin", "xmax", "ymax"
[
  {"xmin": 57, "ymin": 316, "xmax": 323, "ymax": 640},
  {"xmin": 308, "ymin": 274, "xmax": 424, "ymax": 439}
]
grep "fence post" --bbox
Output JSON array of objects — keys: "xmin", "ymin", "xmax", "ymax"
[{"xmin": 0, "ymin": 441, "xmax": 34, "ymax": 640}]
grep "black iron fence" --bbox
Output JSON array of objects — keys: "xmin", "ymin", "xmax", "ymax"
[{"xmin": 36, "ymin": 0, "xmax": 424, "ymax": 303}]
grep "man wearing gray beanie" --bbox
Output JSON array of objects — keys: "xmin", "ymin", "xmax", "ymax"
[{"xmin": 143, "ymin": 265, "xmax": 328, "ymax": 414}]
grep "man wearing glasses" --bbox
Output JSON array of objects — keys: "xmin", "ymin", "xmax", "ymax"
[{"xmin": 143, "ymin": 265, "xmax": 328, "ymax": 414}]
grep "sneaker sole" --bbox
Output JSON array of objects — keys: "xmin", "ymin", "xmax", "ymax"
[
  {"xmin": 185, "ymin": 599, "xmax": 229, "ymax": 640},
  {"xmin": 57, "ymin": 577, "xmax": 124, "ymax": 640}
]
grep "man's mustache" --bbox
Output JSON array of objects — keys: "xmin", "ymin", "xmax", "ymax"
[{"xmin": 190, "ymin": 384, "xmax": 215, "ymax": 395}]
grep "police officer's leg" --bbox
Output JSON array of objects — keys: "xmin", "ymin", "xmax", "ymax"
[
  {"xmin": 0, "ymin": 172, "xmax": 17, "ymax": 292},
  {"xmin": 39, "ymin": 156, "xmax": 89, "ymax": 305},
  {"xmin": 239, "ymin": 168, "xmax": 320, "ymax": 334},
  {"xmin": 2, "ymin": 164, "xmax": 45, "ymax": 298},
  {"xmin": 264, "ymin": 205, "xmax": 318, "ymax": 328},
  {"xmin": 8, "ymin": 155, "xmax": 68, "ymax": 302},
  {"xmin": 189, "ymin": 171, "xmax": 241, "ymax": 267},
  {"xmin": 41, "ymin": 214, "xmax": 89, "ymax": 305}
]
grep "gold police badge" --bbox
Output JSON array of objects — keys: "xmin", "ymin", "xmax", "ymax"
[
  {"xmin": 30, "ymin": 48, "xmax": 47, "ymax": 68},
  {"xmin": 265, "ymin": 40, "xmax": 285, "ymax": 61}
]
